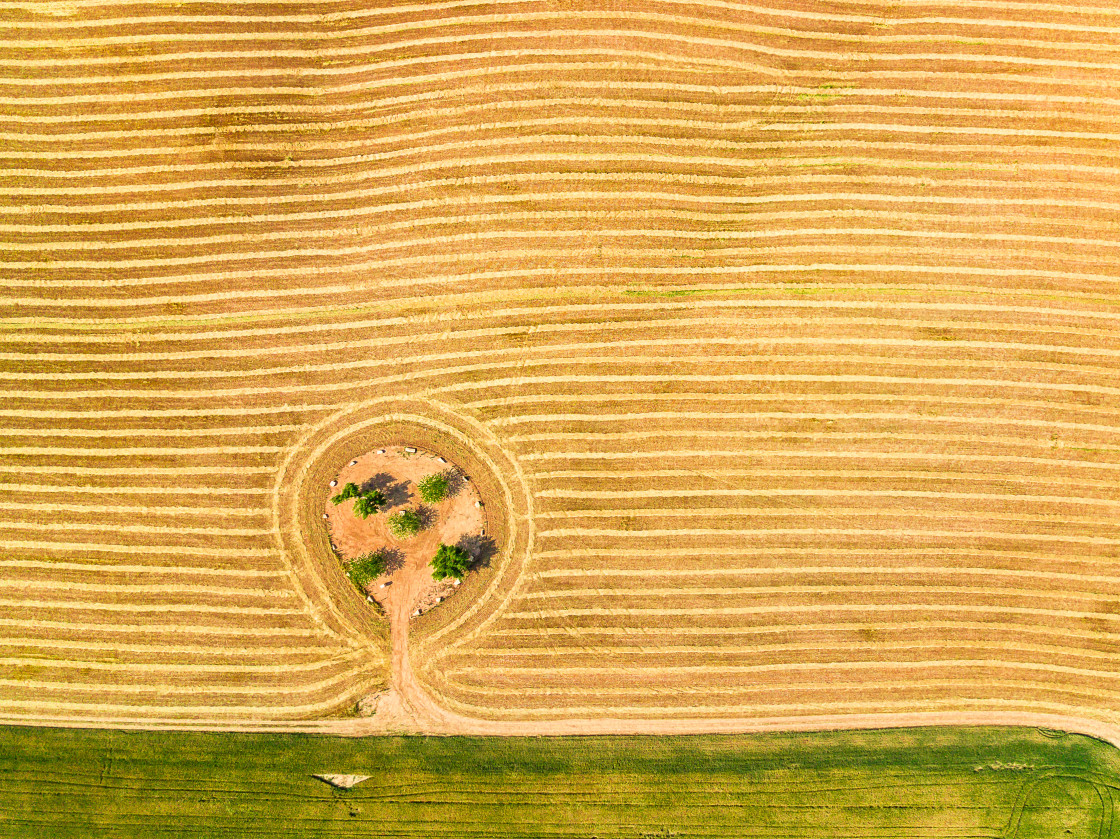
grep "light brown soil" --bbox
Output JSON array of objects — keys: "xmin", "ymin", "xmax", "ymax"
[{"xmin": 325, "ymin": 446, "xmax": 483, "ymax": 629}]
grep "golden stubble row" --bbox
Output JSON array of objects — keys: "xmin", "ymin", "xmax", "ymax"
[{"xmin": 3, "ymin": 0, "xmax": 1120, "ymax": 725}]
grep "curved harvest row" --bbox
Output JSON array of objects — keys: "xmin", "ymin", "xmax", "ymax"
[{"xmin": 1, "ymin": 0, "xmax": 1119, "ymax": 728}]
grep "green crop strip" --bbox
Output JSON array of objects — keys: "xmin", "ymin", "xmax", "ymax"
[{"xmin": 0, "ymin": 725, "xmax": 1115, "ymax": 838}]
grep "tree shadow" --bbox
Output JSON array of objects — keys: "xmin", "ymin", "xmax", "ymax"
[
  {"xmin": 456, "ymin": 532, "xmax": 498, "ymax": 569},
  {"xmin": 415, "ymin": 505, "xmax": 437, "ymax": 531},
  {"xmin": 362, "ymin": 472, "xmax": 411, "ymax": 508},
  {"xmin": 381, "ymin": 547, "xmax": 405, "ymax": 574},
  {"xmin": 443, "ymin": 468, "xmax": 465, "ymax": 499}
]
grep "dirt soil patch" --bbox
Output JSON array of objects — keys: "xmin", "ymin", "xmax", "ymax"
[{"xmin": 325, "ymin": 446, "xmax": 484, "ymax": 625}]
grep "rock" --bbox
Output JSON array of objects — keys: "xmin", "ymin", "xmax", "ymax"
[
  {"xmin": 329, "ymin": 480, "xmax": 337, "ymax": 487},
  {"xmin": 313, "ymin": 774, "xmax": 370, "ymax": 790}
]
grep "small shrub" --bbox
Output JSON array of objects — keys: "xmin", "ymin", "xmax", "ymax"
[
  {"xmin": 417, "ymin": 473, "xmax": 450, "ymax": 504},
  {"xmin": 431, "ymin": 543, "xmax": 472, "ymax": 581},
  {"xmin": 346, "ymin": 551, "xmax": 386, "ymax": 589},
  {"xmin": 353, "ymin": 489, "xmax": 386, "ymax": 519},
  {"xmin": 331, "ymin": 482, "xmax": 360, "ymax": 505},
  {"xmin": 388, "ymin": 508, "xmax": 424, "ymax": 538}
]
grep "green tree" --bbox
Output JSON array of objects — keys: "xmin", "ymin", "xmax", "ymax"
[
  {"xmin": 431, "ymin": 543, "xmax": 472, "ymax": 581},
  {"xmin": 353, "ymin": 489, "xmax": 386, "ymax": 519},
  {"xmin": 331, "ymin": 482, "xmax": 360, "ymax": 505},
  {"xmin": 388, "ymin": 508, "xmax": 424, "ymax": 537},
  {"xmin": 417, "ymin": 473, "xmax": 450, "ymax": 504},
  {"xmin": 345, "ymin": 551, "xmax": 386, "ymax": 589}
]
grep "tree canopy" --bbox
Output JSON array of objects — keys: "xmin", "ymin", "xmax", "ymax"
[
  {"xmin": 345, "ymin": 551, "xmax": 386, "ymax": 590},
  {"xmin": 431, "ymin": 543, "xmax": 472, "ymax": 581},
  {"xmin": 417, "ymin": 473, "xmax": 450, "ymax": 504},
  {"xmin": 353, "ymin": 489, "xmax": 386, "ymax": 519},
  {"xmin": 331, "ymin": 482, "xmax": 360, "ymax": 505},
  {"xmin": 388, "ymin": 508, "xmax": 424, "ymax": 538}
]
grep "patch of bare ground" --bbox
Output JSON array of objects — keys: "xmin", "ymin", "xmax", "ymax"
[{"xmin": 325, "ymin": 446, "xmax": 483, "ymax": 626}]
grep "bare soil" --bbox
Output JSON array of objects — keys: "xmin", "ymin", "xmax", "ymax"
[{"xmin": 325, "ymin": 446, "xmax": 484, "ymax": 627}]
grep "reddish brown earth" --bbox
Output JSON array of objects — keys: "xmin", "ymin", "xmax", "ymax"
[{"xmin": 325, "ymin": 446, "xmax": 483, "ymax": 630}]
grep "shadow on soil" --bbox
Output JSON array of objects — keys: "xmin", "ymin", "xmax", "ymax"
[
  {"xmin": 444, "ymin": 468, "xmax": 466, "ymax": 498},
  {"xmin": 457, "ymin": 532, "xmax": 498, "ymax": 569},
  {"xmin": 415, "ymin": 505, "xmax": 437, "ymax": 531},
  {"xmin": 381, "ymin": 547, "xmax": 406, "ymax": 574},
  {"xmin": 363, "ymin": 472, "xmax": 411, "ymax": 508}
]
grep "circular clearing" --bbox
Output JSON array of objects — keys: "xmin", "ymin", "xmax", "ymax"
[
  {"xmin": 275, "ymin": 398, "xmax": 533, "ymax": 662},
  {"xmin": 325, "ymin": 446, "xmax": 487, "ymax": 624}
]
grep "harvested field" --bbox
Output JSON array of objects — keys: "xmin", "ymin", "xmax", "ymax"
[{"xmin": 2, "ymin": 0, "xmax": 1120, "ymax": 731}]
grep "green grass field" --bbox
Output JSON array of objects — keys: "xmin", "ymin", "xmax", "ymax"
[{"xmin": 0, "ymin": 726, "xmax": 1115, "ymax": 838}]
